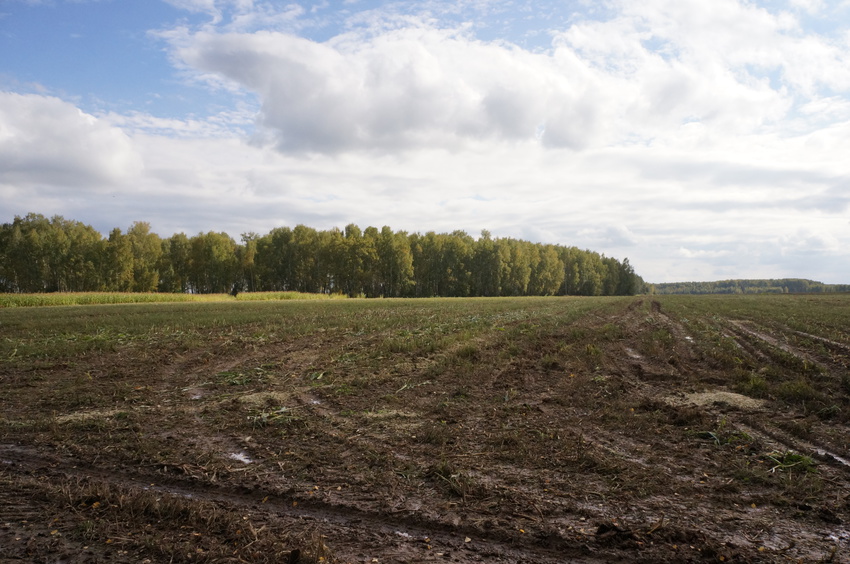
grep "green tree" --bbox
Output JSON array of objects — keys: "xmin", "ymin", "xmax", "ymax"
[
  {"xmin": 239, "ymin": 232, "xmax": 259, "ymax": 292},
  {"xmin": 0, "ymin": 214, "xmax": 48, "ymax": 291},
  {"xmin": 410, "ymin": 232, "xmax": 442, "ymax": 297},
  {"xmin": 127, "ymin": 222, "xmax": 162, "ymax": 292},
  {"xmin": 105, "ymin": 228, "xmax": 133, "ymax": 291},
  {"xmin": 438, "ymin": 231, "xmax": 473, "ymax": 297},
  {"xmin": 62, "ymin": 219, "xmax": 105, "ymax": 291},
  {"xmin": 375, "ymin": 226, "xmax": 414, "ymax": 297},
  {"xmin": 471, "ymin": 230, "xmax": 501, "ymax": 297},
  {"xmin": 529, "ymin": 244, "xmax": 564, "ymax": 296},
  {"xmin": 499, "ymin": 239, "xmax": 532, "ymax": 296},
  {"xmin": 188, "ymin": 232, "xmax": 238, "ymax": 293},
  {"xmin": 339, "ymin": 224, "xmax": 377, "ymax": 297},
  {"xmin": 254, "ymin": 227, "xmax": 293, "ymax": 291},
  {"xmin": 157, "ymin": 233, "xmax": 191, "ymax": 293}
]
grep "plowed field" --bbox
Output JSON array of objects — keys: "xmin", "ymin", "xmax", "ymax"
[{"xmin": 1, "ymin": 295, "xmax": 848, "ymax": 563}]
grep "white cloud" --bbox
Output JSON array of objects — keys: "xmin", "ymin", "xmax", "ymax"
[
  {"xmin": 0, "ymin": 92, "xmax": 143, "ymax": 189},
  {"xmin": 678, "ymin": 247, "xmax": 732, "ymax": 259},
  {"xmin": 161, "ymin": 0, "xmax": 304, "ymax": 31},
  {"xmin": 788, "ymin": 0, "xmax": 825, "ymax": 14},
  {"xmin": 175, "ymin": 26, "xmax": 596, "ymax": 152},
  {"xmin": 160, "ymin": 0, "xmax": 850, "ymax": 157}
]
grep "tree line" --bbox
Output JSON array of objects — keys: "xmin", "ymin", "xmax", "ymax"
[
  {"xmin": 0, "ymin": 213, "xmax": 646, "ymax": 297},
  {"xmin": 651, "ymin": 279, "xmax": 850, "ymax": 295}
]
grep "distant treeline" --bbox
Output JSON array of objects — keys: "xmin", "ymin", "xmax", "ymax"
[
  {"xmin": 0, "ymin": 213, "xmax": 646, "ymax": 297},
  {"xmin": 652, "ymin": 279, "xmax": 850, "ymax": 295}
]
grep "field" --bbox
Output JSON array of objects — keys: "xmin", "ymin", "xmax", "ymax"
[{"xmin": 1, "ymin": 294, "xmax": 849, "ymax": 563}]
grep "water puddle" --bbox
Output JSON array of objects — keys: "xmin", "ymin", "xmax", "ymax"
[{"xmin": 814, "ymin": 449, "xmax": 850, "ymax": 469}]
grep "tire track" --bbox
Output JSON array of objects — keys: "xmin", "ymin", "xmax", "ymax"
[{"xmin": 0, "ymin": 443, "xmax": 609, "ymax": 564}]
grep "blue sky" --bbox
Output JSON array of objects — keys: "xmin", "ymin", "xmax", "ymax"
[{"xmin": 1, "ymin": 0, "xmax": 849, "ymax": 283}]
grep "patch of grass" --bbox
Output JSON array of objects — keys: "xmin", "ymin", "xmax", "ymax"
[
  {"xmin": 764, "ymin": 451, "xmax": 817, "ymax": 474},
  {"xmin": 540, "ymin": 354, "xmax": 562, "ymax": 370},
  {"xmin": 734, "ymin": 371, "xmax": 770, "ymax": 398},
  {"xmin": 776, "ymin": 379, "xmax": 821, "ymax": 404},
  {"xmin": 417, "ymin": 422, "xmax": 456, "ymax": 447},
  {"xmin": 455, "ymin": 342, "xmax": 479, "ymax": 360},
  {"xmin": 248, "ymin": 406, "xmax": 302, "ymax": 429},
  {"xmin": 599, "ymin": 323, "xmax": 623, "ymax": 341},
  {"xmin": 217, "ymin": 370, "xmax": 256, "ymax": 386},
  {"xmin": 692, "ymin": 417, "xmax": 755, "ymax": 448},
  {"xmin": 428, "ymin": 460, "xmax": 475, "ymax": 500},
  {"xmin": 640, "ymin": 328, "xmax": 675, "ymax": 356}
]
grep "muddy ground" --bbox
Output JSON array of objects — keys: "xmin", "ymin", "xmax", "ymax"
[{"xmin": 1, "ymin": 296, "xmax": 849, "ymax": 563}]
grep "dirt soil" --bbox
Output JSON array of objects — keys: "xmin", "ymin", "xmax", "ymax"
[{"xmin": 1, "ymin": 297, "xmax": 849, "ymax": 563}]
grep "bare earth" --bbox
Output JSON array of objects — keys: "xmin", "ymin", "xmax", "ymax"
[{"xmin": 1, "ymin": 296, "xmax": 849, "ymax": 563}]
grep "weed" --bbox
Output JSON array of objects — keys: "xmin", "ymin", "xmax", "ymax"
[
  {"xmin": 599, "ymin": 323, "xmax": 623, "ymax": 341},
  {"xmin": 455, "ymin": 343, "xmax": 479, "ymax": 360},
  {"xmin": 585, "ymin": 343, "xmax": 602, "ymax": 357},
  {"xmin": 776, "ymin": 379, "xmax": 821, "ymax": 404},
  {"xmin": 248, "ymin": 406, "xmax": 302, "ymax": 428},
  {"xmin": 734, "ymin": 371, "xmax": 769, "ymax": 398},
  {"xmin": 428, "ymin": 460, "xmax": 475, "ymax": 500},
  {"xmin": 568, "ymin": 328, "xmax": 587, "ymax": 342},
  {"xmin": 540, "ymin": 354, "xmax": 561, "ymax": 370},
  {"xmin": 396, "ymin": 379, "xmax": 432, "ymax": 394},
  {"xmin": 764, "ymin": 451, "xmax": 817, "ymax": 474},
  {"xmin": 216, "ymin": 370, "xmax": 256, "ymax": 386},
  {"xmin": 693, "ymin": 417, "xmax": 754, "ymax": 447},
  {"xmin": 334, "ymin": 383, "xmax": 355, "ymax": 395},
  {"xmin": 294, "ymin": 528, "xmax": 335, "ymax": 563},
  {"xmin": 418, "ymin": 422, "xmax": 456, "ymax": 446}
]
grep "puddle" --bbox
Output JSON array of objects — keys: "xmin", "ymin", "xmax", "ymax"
[
  {"xmin": 229, "ymin": 452, "xmax": 253, "ymax": 464},
  {"xmin": 813, "ymin": 449, "xmax": 850, "ymax": 468}
]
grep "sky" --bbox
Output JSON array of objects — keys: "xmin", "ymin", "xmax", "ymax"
[{"xmin": 1, "ymin": 0, "xmax": 849, "ymax": 284}]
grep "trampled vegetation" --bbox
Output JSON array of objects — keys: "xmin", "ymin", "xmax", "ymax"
[
  {"xmin": 1, "ymin": 294, "xmax": 849, "ymax": 563},
  {"xmin": 0, "ymin": 213, "xmax": 644, "ymax": 297}
]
